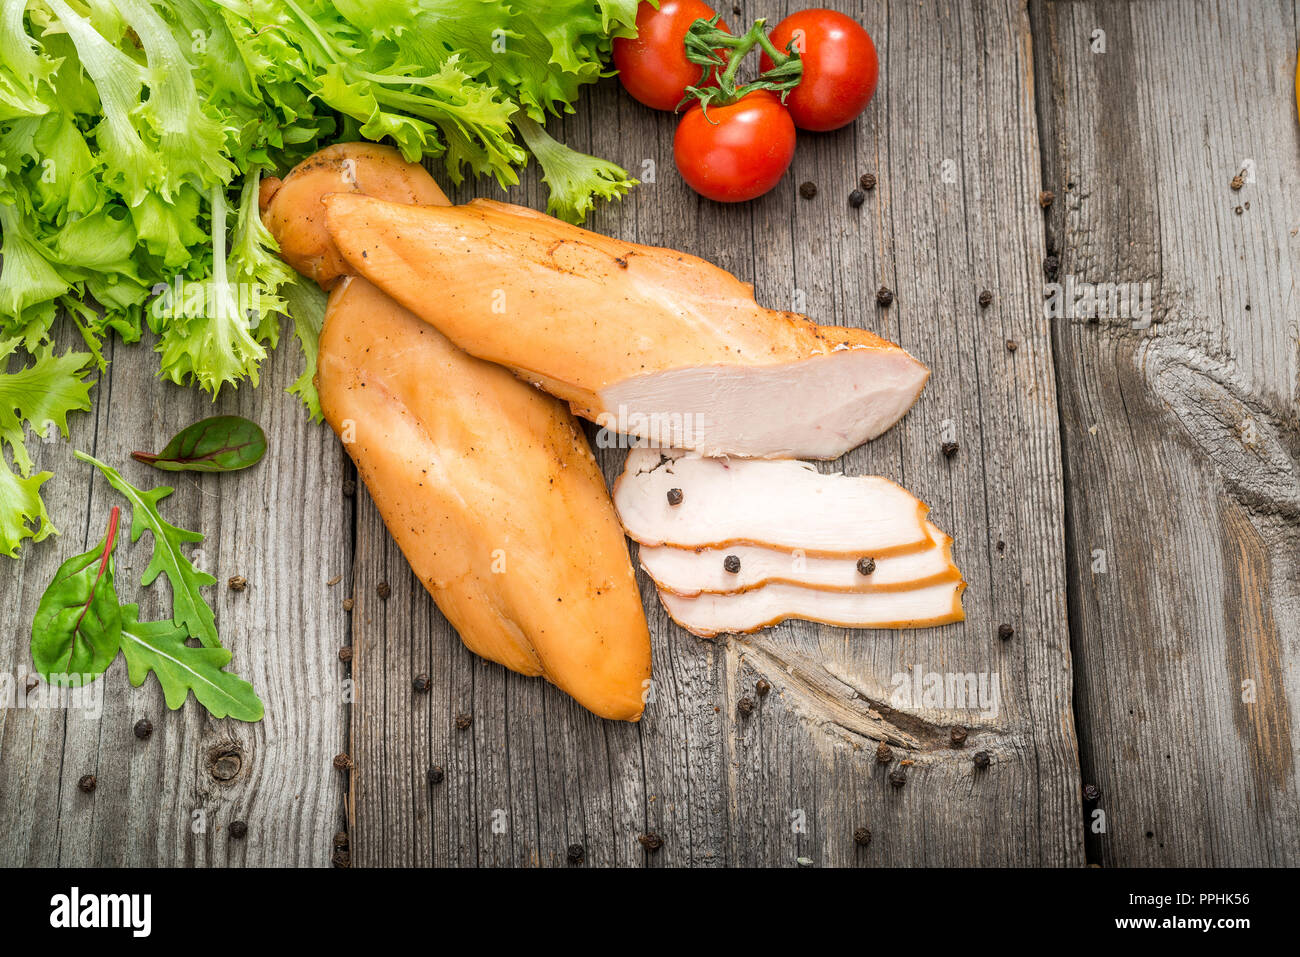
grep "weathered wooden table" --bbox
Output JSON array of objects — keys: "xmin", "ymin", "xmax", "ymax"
[{"xmin": 2, "ymin": 0, "xmax": 1296, "ymax": 867}]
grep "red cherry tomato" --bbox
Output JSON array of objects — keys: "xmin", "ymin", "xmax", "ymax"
[
  {"xmin": 673, "ymin": 91, "xmax": 796, "ymax": 202},
  {"xmin": 614, "ymin": 1, "xmax": 730, "ymax": 112},
  {"xmin": 760, "ymin": 8, "xmax": 878, "ymax": 132}
]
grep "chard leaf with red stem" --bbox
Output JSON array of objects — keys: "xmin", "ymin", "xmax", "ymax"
[
  {"xmin": 30, "ymin": 506, "xmax": 122, "ymax": 684},
  {"xmin": 131, "ymin": 415, "xmax": 266, "ymax": 473}
]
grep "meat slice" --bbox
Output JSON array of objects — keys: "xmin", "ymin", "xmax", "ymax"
[
  {"xmin": 638, "ymin": 521, "xmax": 959, "ymax": 596},
  {"xmin": 613, "ymin": 447, "xmax": 932, "ymax": 556},
  {"xmin": 658, "ymin": 579, "xmax": 967, "ymax": 637},
  {"xmin": 323, "ymin": 194, "xmax": 929, "ymax": 459},
  {"xmin": 265, "ymin": 144, "xmax": 652, "ymax": 721}
]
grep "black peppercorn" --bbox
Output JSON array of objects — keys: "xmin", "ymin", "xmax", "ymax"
[
  {"xmin": 1005, "ymin": 339, "xmax": 1018, "ymax": 353},
  {"xmin": 973, "ymin": 750, "xmax": 991, "ymax": 769},
  {"xmin": 799, "ymin": 181, "xmax": 817, "ymax": 199},
  {"xmin": 334, "ymin": 830, "xmax": 349, "ymax": 848},
  {"xmin": 941, "ymin": 440, "xmax": 959, "ymax": 459},
  {"xmin": 1083, "ymin": 784, "xmax": 1101, "ymax": 803},
  {"xmin": 338, "ymin": 646, "xmax": 353, "ymax": 663},
  {"xmin": 978, "ymin": 289, "xmax": 993, "ymax": 308},
  {"xmin": 428, "ymin": 766, "xmax": 445, "ymax": 785},
  {"xmin": 133, "ymin": 718, "xmax": 153, "ymax": 740},
  {"xmin": 998, "ymin": 623, "xmax": 1014, "ymax": 641},
  {"xmin": 848, "ymin": 189, "xmax": 865, "ymax": 208},
  {"xmin": 78, "ymin": 774, "xmax": 96, "ymax": 793},
  {"xmin": 666, "ymin": 487, "xmax": 683, "ymax": 506},
  {"xmin": 875, "ymin": 742, "xmax": 893, "ymax": 764},
  {"xmin": 638, "ymin": 832, "xmax": 664, "ymax": 852},
  {"xmin": 853, "ymin": 826, "xmax": 872, "ymax": 847},
  {"xmin": 1039, "ymin": 190, "xmax": 1055, "ymax": 208},
  {"xmin": 229, "ymin": 820, "xmax": 248, "ymax": 839},
  {"xmin": 737, "ymin": 696, "xmax": 755, "ymax": 717},
  {"xmin": 723, "ymin": 554, "xmax": 741, "ymax": 574},
  {"xmin": 755, "ymin": 678, "xmax": 771, "ymax": 696},
  {"xmin": 856, "ymin": 556, "xmax": 876, "ymax": 576},
  {"xmin": 950, "ymin": 725, "xmax": 968, "ymax": 748},
  {"xmin": 333, "ymin": 753, "xmax": 353, "ymax": 771},
  {"xmin": 227, "ymin": 575, "xmax": 247, "ymax": 592},
  {"xmin": 376, "ymin": 581, "xmax": 391, "ymax": 600},
  {"xmin": 567, "ymin": 843, "xmax": 585, "ymax": 865},
  {"xmin": 888, "ymin": 768, "xmax": 907, "ymax": 788},
  {"xmin": 456, "ymin": 713, "xmax": 473, "ymax": 730},
  {"xmin": 342, "ymin": 479, "xmax": 356, "ymax": 497},
  {"xmin": 859, "ymin": 172, "xmax": 877, "ymax": 191},
  {"xmin": 413, "ymin": 673, "xmax": 431, "ymax": 693},
  {"xmin": 876, "ymin": 286, "xmax": 894, "ymax": 306},
  {"xmin": 1043, "ymin": 255, "xmax": 1059, "ymax": 280}
]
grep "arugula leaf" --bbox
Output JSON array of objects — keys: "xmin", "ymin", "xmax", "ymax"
[
  {"xmin": 131, "ymin": 415, "xmax": 266, "ymax": 473},
  {"xmin": 0, "ymin": 338, "xmax": 95, "ymax": 557},
  {"xmin": 75, "ymin": 451, "xmax": 219, "ymax": 647},
  {"xmin": 30, "ymin": 506, "xmax": 122, "ymax": 684},
  {"xmin": 119, "ymin": 603, "xmax": 263, "ymax": 721}
]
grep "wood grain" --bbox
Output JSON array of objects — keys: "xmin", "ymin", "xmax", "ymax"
[
  {"xmin": 0, "ymin": 321, "xmax": 351, "ymax": 866},
  {"xmin": 1030, "ymin": 0, "xmax": 1300, "ymax": 864},
  {"xmin": 348, "ymin": 0, "xmax": 1083, "ymax": 867}
]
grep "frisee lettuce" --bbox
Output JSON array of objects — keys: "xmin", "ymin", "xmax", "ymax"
[
  {"xmin": 0, "ymin": 0, "xmax": 640, "ymax": 557},
  {"xmin": 0, "ymin": 338, "xmax": 95, "ymax": 557}
]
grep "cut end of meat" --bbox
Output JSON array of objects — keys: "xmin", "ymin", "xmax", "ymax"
[
  {"xmin": 597, "ymin": 348, "xmax": 929, "ymax": 459},
  {"xmin": 658, "ymin": 579, "xmax": 967, "ymax": 638}
]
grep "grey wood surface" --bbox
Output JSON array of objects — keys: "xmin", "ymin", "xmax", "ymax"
[
  {"xmin": 1, "ymin": 0, "xmax": 1295, "ymax": 868},
  {"xmin": 1031, "ymin": 0, "xmax": 1300, "ymax": 865}
]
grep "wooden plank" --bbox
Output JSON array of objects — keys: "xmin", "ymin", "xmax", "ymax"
[
  {"xmin": 352, "ymin": 0, "xmax": 1082, "ymax": 866},
  {"xmin": 0, "ymin": 321, "xmax": 351, "ymax": 866},
  {"xmin": 1030, "ymin": 0, "xmax": 1300, "ymax": 865}
]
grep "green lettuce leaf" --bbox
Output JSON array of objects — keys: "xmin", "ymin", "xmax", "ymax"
[
  {"xmin": 281, "ymin": 275, "xmax": 327, "ymax": 422},
  {"xmin": 0, "ymin": 339, "xmax": 95, "ymax": 557},
  {"xmin": 515, "ymin": 115, "xmax": 637, "ymax": 224}
]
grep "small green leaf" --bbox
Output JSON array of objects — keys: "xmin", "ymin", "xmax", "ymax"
[
  {"xmin": 75, "ymin": 450, "xmax": 219, "ymax": 647},
  {"xmin": 130, "ymin": 415, "xmax": 266, "ymax": 473},
  {"xmin": 30, "ymin": 506, "xmax": 122, "ymax": 685},
  {"xmin": 118, "ymin": 604, "xmax": 263, "ymax": 722},
  {"xmin": 281, "ymin": 276, "xmax": 327, "ymax": 423}
]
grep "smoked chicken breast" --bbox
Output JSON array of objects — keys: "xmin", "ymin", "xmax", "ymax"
[
  {"xmin": 263, "ymin": 144, "xmax": 652, "ymax": 721},
  {"xmin": 322, "ymin": 195, "xmax": 930, "ymax": 459}
]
